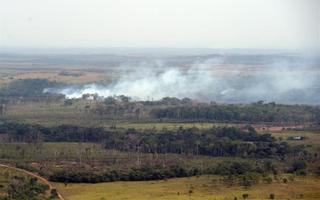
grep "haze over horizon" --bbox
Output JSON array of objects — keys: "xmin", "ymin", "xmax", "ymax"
[
  {"xmin": 1, "ymin": 0, "xmax": 319, "ymax": 50},
  {"xmin": 1, "ymin": 0, "xmax": 319, "ymax": 104}
]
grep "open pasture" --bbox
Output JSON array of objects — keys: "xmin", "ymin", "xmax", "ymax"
[{"xmin": 54, "ymin": 175, "xmax": 320, "ymax": 200}]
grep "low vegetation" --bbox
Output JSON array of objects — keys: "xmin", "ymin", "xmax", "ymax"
[
  {"xmin": 0, "ymin": 167, "xmax": 56, "ymax": 200},
  {"xmin": 53, "ymin": 175, "xmax": 320, "ymax": 200}
]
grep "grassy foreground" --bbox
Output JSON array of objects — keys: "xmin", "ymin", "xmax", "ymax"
[
  {"xmin": 0, "ymin": 167, "xmax": 29, "ymax": 196},
  {"xmin": 54, "ymin": 175, "xmax": 320, "ymax": 200},
  {"xmin": 0, "ymin": 165, "xmax": 52, "ymax": 199}
]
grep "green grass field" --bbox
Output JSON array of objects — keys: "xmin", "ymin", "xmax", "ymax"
[
  {"xmin": 268, "ymin": 130, "xmax": 320, "ymax": 145},
  {"xmin": 266, "ymin": 130, "xmax": 320, "ymax": 158},
  {"xmin": 54, "ymin": 175, "xmax": 320, "ymax": 200}
]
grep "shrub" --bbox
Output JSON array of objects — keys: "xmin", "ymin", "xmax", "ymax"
[
  {"xmin": 291, "ymin": 160, "xmax": 307, "ymax": 172},
  {"xmin": 269, "ymin": 193, "xmax": 275, "ymax": 199},
  {"xmin": 282, "ymin": 178, "xmax": 288, "ymax": 183},
  {"xmin": 240, "ymin": 173, "xmax": 260, "ymax": 188},
  {"xmin": 242, "ymin": 193, "xmax": 249, "ymax": 199}
]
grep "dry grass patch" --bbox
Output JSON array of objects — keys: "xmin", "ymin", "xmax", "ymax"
[{"xmin": 54, "ymin": 175, "xmax": 320, "ymax": 200}]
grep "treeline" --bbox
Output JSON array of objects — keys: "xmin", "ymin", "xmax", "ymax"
[
  {"xmin": 0, "ymin": 122, "xmax": 307, "ymax": 159},
  {"xmin": 90, "ymin": 96, "xmax": 320, "ymax": 123},
  {"xmin": 104, "ymin": 126, "xmax": 306, "ymax": 159},
  {"xmin": 49, "ymin": 165, "xmax": 198, "ymax": 183},
  {"xmin": 0, "ymin": 123, "xmax": 108, "ymax": 143},
  {"xmin": 149, "ymin": 101, "xmax": 320, "ymax": 123},
  {"xmin": 48, "ymin": 159, "xmax": 306, "ymax": 184}
]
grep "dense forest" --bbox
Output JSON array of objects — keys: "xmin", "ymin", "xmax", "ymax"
[
  {"xmin": 48, "ymin": 159, "xmax": 308, "ymax": 184},
  {"xmin": 149, "ymin": 102, "xmax": 320, "ymax": 123}
]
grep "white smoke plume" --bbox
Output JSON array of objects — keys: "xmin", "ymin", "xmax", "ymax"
[{"xmin": 44, "ymin": 57, "xmax": 320, "ymax": 104}]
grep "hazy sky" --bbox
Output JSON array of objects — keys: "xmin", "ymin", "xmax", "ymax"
[{"xmin": 0, "ymin": 0, "xmax": 319, "ymax": 49}]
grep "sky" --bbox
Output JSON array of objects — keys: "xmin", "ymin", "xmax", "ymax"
[{"xmin": 0, "ymin": 0, "xmax": 319, "ymax": 50}]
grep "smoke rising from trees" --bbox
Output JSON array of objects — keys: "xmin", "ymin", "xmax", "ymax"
[{"xmin": 45, "ymin": 56, "xmax": 320, "ymax": 105}]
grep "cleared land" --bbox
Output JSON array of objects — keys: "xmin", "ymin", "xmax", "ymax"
[
  {"xmin": 54, "ymin": 175, "xmax": 320, "ymax": 200},
  {"xmin": 0, "ymin": 142, "xmax": 259, "ymax": 173}
]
